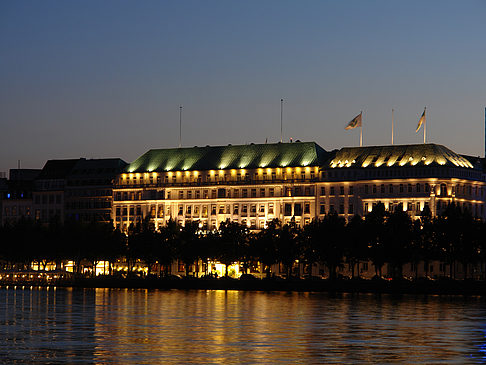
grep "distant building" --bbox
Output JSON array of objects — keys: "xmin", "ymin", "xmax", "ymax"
[
  {"xmin": 112, "ymin": 141, "xmax": 486, "ymax": 233},
  {"xmin": 65, "ymin": 158, "xmax": 128, "ymax": 223},
  {"xmin": 33, "ymin": 159, "xmax": 80, "ymax": 224},
  {"xmin": 1, "ymin": 169, "xmax": 41, "ymax": 225},
  {"xmin": 33, "ymin": 158, "xmax": 127, "ymax": 224},
  {"xmin": 0, "ymin": 177, "xmax": 8, "ymax": 225}
]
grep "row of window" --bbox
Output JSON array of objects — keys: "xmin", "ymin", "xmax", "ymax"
[
  {"xmin": 65, "ymin": 189, "xmax": 112, "ymax": 198},
  {"xmin": 34, "ymin": 194, "xmax": 62, "ymax": 205},
  {"xmin": 318, "ymin": 203, "xmax": 354, "ymax": 215},
  {"xmin": 3, "ymin": 206, "xmax": 31, "ymax": 217},
  {"xmin": 119, "ymin": 169, "xmax": 318, "ymax": 186},
  {"xmin": 114, "ymin": 186, "xmax": 317, "ymax": 202},
  {"xmin": 66, "ymin": 200, "xmax": 111, "ymax": 210},
  {"xmin": 320, "ymin": 186, "xmax": 354, "ymax": 196},
  {"xmin": 115, "ymin": 202, "xmax": 315, "ymax": 219},
  {"xmin": 363, "ymin": 183, "xmax": 431, "ymax": 195}
]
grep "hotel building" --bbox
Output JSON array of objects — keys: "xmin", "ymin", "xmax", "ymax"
[{"xmin": 112, "ymin": 141, "xmax": 486, "ymax": 232}]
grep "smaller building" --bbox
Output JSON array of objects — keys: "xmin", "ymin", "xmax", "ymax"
[
  {"xmin": 1, "ymin": 169, "xmax": 41, "ymax": 225},
  {"xmin": 33, "ymin": 159, "xmax": 79, "ymax": 224},
  {"xmin": 65, "ymin": 158, "xmax": 128, "ymax": 223},
  {"xmin": 33, "ymin": 158, "xmax": 127, "ymax": 224}
]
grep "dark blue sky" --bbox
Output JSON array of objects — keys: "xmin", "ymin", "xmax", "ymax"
[{"xmin": 1, "ymin": 1, "xmax": 486, "ymax": 173}]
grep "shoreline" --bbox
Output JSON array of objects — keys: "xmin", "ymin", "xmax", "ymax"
[{"xmin": 2, "ymin": 277, "xmax": 486, "ymax": 295}]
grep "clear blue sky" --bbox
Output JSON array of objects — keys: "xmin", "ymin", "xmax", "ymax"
[{"xmin": 1, "ymin": 0, "xmax": 485, "ymax": 173}]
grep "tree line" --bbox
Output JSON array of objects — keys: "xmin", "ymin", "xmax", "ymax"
[{"xmin": 0, "ymin": 202, "xmax": 485, "ymax": 280}]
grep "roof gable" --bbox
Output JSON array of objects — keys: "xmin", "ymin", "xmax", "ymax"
[
  {"xmin": 126, "ymin": 142, "xmax": 329, "ymax": 173},
  {"xmin": 329, "ymin": 144, "xmax": 474, "ymax": 169}
]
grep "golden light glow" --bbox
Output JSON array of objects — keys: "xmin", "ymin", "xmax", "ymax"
[
  {"xmin": 305, "ymin": 167, "xmax": 311, "ymax": 173},
  {"xmin": 210, "ymin": 170, "xmax": 215, "ymax": 176},
  {"xmin": 231, "ymin": 169, "xmax": 236, "ymax": 175},
  {"xmin": 176, "ymin": 171, "xmax": 181, "ymax": 176}
]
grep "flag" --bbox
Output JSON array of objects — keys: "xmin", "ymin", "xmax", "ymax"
[
  {"xmin": 416, "ymin": 107, "xmax": 426, "ymax": 133},
  {"xmin": 345, "ymin": 112, "xmax": 362, "ymax": 130}
]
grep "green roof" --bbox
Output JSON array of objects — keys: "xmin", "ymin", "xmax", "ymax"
[
  {"xmin": 126, "ymin": 142, "xmax": 329, "ymax": 173},
  {"xmin": 329, "ymin": 143, "xmax": 474, "ymax": 169}
]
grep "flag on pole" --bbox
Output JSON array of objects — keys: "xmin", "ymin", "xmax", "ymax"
[
  {"xmin": 345, "ymin": 112, "xmax": 362, "ymax": 130},
  {"xmin": 416, "ymin": 107, "xmax": 426, "ymax": 133}
]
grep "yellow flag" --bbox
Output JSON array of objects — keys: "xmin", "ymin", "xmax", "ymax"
[
  {"xmin": 345, "ymin": 112, "xmax": 362, "ymax": 130},
  {"xmin": 416, "ymin": 107, "xmax": 426, "ymax": 133}
]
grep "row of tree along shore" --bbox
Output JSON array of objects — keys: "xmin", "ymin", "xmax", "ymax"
[{"xmin": 1, "ymin": 202, "xmax": 486, "ymax": 287}]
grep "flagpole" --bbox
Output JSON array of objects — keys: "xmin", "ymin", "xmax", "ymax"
[
  {"xmin": 391, "ymin": 108, "xmax": 394, "ymax": 145},
  {"xmin": 360, "ymin": 111, "xmax": 363, "ymax": 147},
  {"xmin": 423, "ymin": 106, "xmax": 426, "ymax": 144},
  {"xmin": 179, "ymin": 105, "xmax": 182, "ymax": 148},
  {"xmin": 280, "ymin": 99, "xmax": 283, "ymax": 143}
]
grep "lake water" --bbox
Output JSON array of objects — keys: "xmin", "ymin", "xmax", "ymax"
[{"xmin": 1, "ymin": 287, "xmax": 486, "ymax": 364}]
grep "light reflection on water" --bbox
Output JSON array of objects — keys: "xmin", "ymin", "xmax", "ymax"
[{"xmin": 1, "ymin": 288, "xmax": 486, "ymax": 363}]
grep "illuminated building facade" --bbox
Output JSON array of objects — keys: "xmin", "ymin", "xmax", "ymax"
[
  {"xmin": 112, "ymin": 142, "xmax": 486, "ymax": 232},
  {"xmin": 113, "ymin": 142, "xmax": 329, "ymax": 231}
]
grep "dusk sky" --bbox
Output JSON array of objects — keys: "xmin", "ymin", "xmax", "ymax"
[{"xmin": 1, "ymin": 1, "xmax": 485, "ymax": 174}]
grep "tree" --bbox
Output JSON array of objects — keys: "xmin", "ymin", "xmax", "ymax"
[
  {"xmin": 364, "ymin": 202, "xmax": 387, "ymax": 277},
  {"xmin": 176, "ymin": 221, "xmax": 200, "ymax": 277},
  {"xmin": 275, "ymin": 221, "xmax": 302, "ymax": 279},
  {"xmin": 382, "ymin": 204, "xmax": 412, "ymax": 280},
  {"xmin": 343, "ymin": 214, "xmax": 368, "ymax": 279},
  {"xmin": 254, "ymin": 219, "xmax": 280, "ymax": 277},
  {"xmin": 217, "ymin": 220, "xmax": 248, "ymax": 277}
]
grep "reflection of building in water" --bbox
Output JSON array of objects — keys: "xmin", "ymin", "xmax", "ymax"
[{"xmin": 113, "ymin": 141, "xmax": 486, "ymax": 231}]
